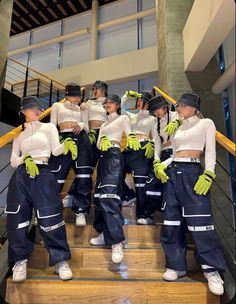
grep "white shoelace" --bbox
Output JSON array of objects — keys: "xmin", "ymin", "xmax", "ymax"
[
  {"xmin": 57, "ymin": 261, "xmax": 69, "ymax": 271},
  {"xmin": 207, "ymin": 271, "xmax": 224, "ymax": 284},
  {"xmin": 112, "ymin": 243, "xmax": 123, "ymax": 253},
  {"xmin": 97, "ymin": 233, "xmax": 104, "ymax": 241},
  {"xmin": 13, "ymin": 259, "xmax": 27, "ymax": 271}
]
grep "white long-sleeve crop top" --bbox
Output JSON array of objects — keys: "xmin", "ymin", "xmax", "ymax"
[
  {"xmin": 50, "ymin": 100, "xmax": 89, "ymax": 132},
  {"xmin": 154, "ymin": 111, "xmax": 178, "ymax": 160},
  {"xmin": 162, "ymin": 115, "xmax": 216, "ymax": 172},
  {"xmin": 97, "ymin": 112, "xmax": 131, "ymax": 148},
  {"xmin": 10, "ymin": 121, "xmax": 64, "ymax": 168},
  {"xmin": 83, "ymin": 97, "xmax": 107, "ymax": 122},
  {"xmin": 121, "ymin": 94, "xmax": 157, "ymax": 139}
]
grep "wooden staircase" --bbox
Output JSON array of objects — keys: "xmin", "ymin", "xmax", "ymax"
[{"xmin": 5, "ymin": 206, "xmax": 220, "ymax": 304}]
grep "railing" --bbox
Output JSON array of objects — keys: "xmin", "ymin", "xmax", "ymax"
[{"xmin": 4, "ymin": 57, "xmax": 65, "ymax": 108}]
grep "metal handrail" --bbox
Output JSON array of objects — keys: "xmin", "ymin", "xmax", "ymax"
[
  {"xmin": 7, "ymin": 57, "xmax": 65, "ymax": 89},
  {"xmin": 153, "ymin": 86, "xmax": 236, "ymax": 156}
]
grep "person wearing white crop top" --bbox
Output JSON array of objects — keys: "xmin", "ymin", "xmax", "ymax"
[
  {"xmin": 81, "ymin": 80, "xmax": 108, "ymax": 166},
  {"xmin": 49, "ymin": 83, "xmax": 93, "ymax": 227},
  {"xmin": 62, "ymin": 81, "xmax": 108, "ymax": 208},
  {"xmin": 154, "ymin": 92, "xmax": 225, "ymax": 296},
  {"xmin": 145, "ymin": 95, "xmax": 178, "ymax": 214},
  {"xmin": 5, "ymin": 96, "xmax": 74, "ymax": 283},
  {"xmin": 121, "ymin": 90, "xmax": 157, "ymax": 225},
  {"xmin": 90, "ymin": 94, "xmax": 135, "ymax": 264}
]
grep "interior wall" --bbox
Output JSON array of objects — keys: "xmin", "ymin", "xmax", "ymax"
[{"xmin": 7, "ymin": 0, "xmax": 157, "ymax": 94}]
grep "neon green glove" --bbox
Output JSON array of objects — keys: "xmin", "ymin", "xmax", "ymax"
[
  {"xmin": 99, "ymin": 135, "xmax": 112, "ymax": 151},
  {"xmin": 23, "ymin": 154, "xmax": 39, "ymax": 178},
  {"xmin": 125, "ymin": 90, "xmax": 142, "ymax": 99},
  {"xmin": 126, "ymin": 133, "xmax": 141, "ymax": 151},
  {"xmin": 164, "ymin": 119, "xmax": 182, "ymax": 135},
  {"xmin": 194, "ymin": 170, "xmax": 216, "ymax": 195},
  {"xmin": 88, "ymin": 128, "xmax": 97, "ymax": 144},
  {"xmin": 153, "ymin": 161, "xmax": 169, "ymax": 183},
  {"xmin": 63, "ymin": 138, "xmax": 78, "ymax": 160},
  {"xmin": 142, "ymin": 140, "xmax": 154, "ymax": 159}
]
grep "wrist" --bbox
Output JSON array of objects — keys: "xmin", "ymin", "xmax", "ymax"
[
  {"xmin": 176, "ymin": 119, "xmax": 182, "ymax": 126},
  {"xmin": 204, "ymin": 170, "xmax": 216, "ymax": 180},
  {"xmin": 23, "ymin": 154, "xmax": 31, "ymax": 161}
]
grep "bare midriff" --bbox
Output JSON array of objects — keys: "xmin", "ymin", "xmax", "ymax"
[
  {"xmin": 111, "ymin": 140, "xmax": 120, "ymax": 145},
  {"xmin": 89, "ymin": 120, "xmax": 105, "ymax": 129},
  {"xmin": 59, "ymin": 121, "xmax": 78, "ymax": 131},
  {"xmin": 136, "ymin": 133, "xmax": 149, "ymax": 140},
  {"xmin": 163, "ymin": 140, "xmax": 171, "ymax": 148},
  {"xmin": 175, "ymin": 150, "xmax": 201, "ymax": 158}
]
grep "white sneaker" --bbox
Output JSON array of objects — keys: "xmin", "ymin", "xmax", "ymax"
[
  {"xmin": 137, "ymin": 218, "xmax": 153, "ymax": 225},
  {"xmin": 12, "ymin": 259, "xmax": 28, "ymax": 282},
  {"xmin": 122, "ymin": 197, "xmax": 136, "ymax": 207},
  {"xmin": 75, "ymin": 213, "xmax": 86, "ymax": 226},
  {"xmin": 62, "ymin": 194, "xmax": 73, "ymax": 208},
  {"xmin": 204, "ymin": 271, "xmax": 224, "ymax": 295},
  {"xmin": 55, "ymin": 261, "xmax": 73, "ymax": 280},
  {"xmin": 90, "ymin": 233, "xmax": 105, "ymax": 246},
  {"xmin": 163, "ymin": 268, "xmax": 186, "ymax": 281},
  {"xmin": 112, "ymin": 243, "xmax": 124, "ymax": 264}
]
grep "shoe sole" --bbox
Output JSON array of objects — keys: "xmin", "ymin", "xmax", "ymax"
[
  {"xmin": 163, "ymin": 273, "xmax": 186, "ymax": 281},
  {"xmin": 13, "ymin": 277, "xmax": 26, "ymax": 283},
  {"xmin": 90, "ymin": 243, "xmax": 105, "ymax": 246},
  {"xmin": 54, "ymin": 271, "xmax": 73, "ymax": 280}
]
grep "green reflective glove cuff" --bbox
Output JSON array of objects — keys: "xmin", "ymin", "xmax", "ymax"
[
  {"xmin": 153, "ymin": 159, "xmax": 161, "ymax": 166},
  {"xmin": 23, "ymin": 154, "xmax": 31, "ymax": 162},
  {"xmin": 204, "ymin": 170, "xmax": 216, "ymax": 180},
  {"xmin": 176, "ymin": 119, "xmax": 183, "ymax": 127},
  {"xmin": 128, "ymin": 132, "xmax": 136, "ymax": 137}
]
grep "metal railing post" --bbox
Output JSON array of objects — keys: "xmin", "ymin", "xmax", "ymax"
[
  {"xmin": 49, "ymin": 80, "xmax": 53, "ymax": 107},
  {"xmin": 57, "ymin": 88, "xmax": 59, "ymax": 102},
  {"xmin": 37, "ymin": 79, "xmax": 40, "ymax": 98},
  {"xmin": 23, "ymin": 67, "xmax": 29, "ymax": 97}
]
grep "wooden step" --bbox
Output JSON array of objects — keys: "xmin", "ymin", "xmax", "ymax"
[
  {"xmin": 63, "ymin": 206, "xmax": 163, "ymax": 225},
  {"xmin": 55, "ymin": 223, "xmax": 193, "ymax": 248},
  {"xmin": 6, "ymin": 276, "xmax": 219, "ymax": 304},
  {"xmin": 28, "ymin": 245, "xmax": 200, "ymax": 272},
  {"xmin": 65, "ymin": 224, "xmax": 162, "ymax": 247}
]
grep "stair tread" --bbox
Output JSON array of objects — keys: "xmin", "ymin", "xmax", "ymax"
[
  {"xmin": 28, "ymin": 245, "xmax": 200, "ymax": 272},
  {"xmin": 23, "ymin": 268, "xmax": 206, "ymax": 282},
  {"xmin": 6, "ymin": 277, "xmax": 220, "ymax": 304},
  {"xmin": 56, "ymin": 223, "xmax": 194, "ymax": 246}
]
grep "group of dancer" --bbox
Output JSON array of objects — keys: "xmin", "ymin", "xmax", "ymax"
[{"xmin": 5, "ymin": 80, "xmax": 226, "ymax": 296}]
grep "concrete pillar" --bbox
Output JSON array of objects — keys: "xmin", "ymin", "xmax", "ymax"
[
  {"xmin": 156, "ymin": 0, "xmax": 194, "ymax": 99},
  {"xmin": 90, "ymin": 0, "xmax": 98, "ymax": 61},
  {"xmin": 156, "ymin": 0, "xmax": 226, "ymax": 135},
  {"xmin": 0, "ymin": 0, "xmax": 13, "ymax": 115}
]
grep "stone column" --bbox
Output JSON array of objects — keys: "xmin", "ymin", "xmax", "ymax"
[
  {"xmin": 156, "ymin": 0, "xmax": 225, "ymax": 134},
  {"xmin": 90, "ymin": 0, "xmax": 98, "ymax": 61}
]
